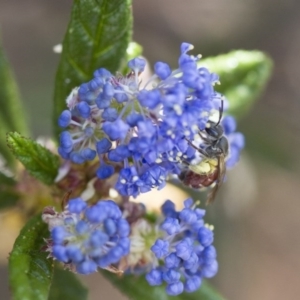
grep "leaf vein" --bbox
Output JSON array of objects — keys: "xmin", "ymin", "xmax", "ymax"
[
  {"xmin": 77, "ymin": 19, "xmax": 95, "ymax": 43},
  {"xmin": 65, "ymin": 54, "xmax": 90, "ymax": 79}
]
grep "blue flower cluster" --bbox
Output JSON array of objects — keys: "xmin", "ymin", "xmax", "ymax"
[
  {"xmin": 57, "ymin": 43, "xmax": 243, "ymax": 197},
  {"xmin": 49, "ymin": 198, "xmax": 130, "ymax": 274},
  {"xmin": 222, "ymin": 116, "xmax": 245, "ymax": 168},
  {"xmin": 146, "ymin": 199, "xmax": 218, "ymax": 296}
]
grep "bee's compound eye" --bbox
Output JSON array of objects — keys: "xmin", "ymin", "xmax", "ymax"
[
  {"xmin": 217, "ymin": 137, "xmax": 229, "ymax": 155},
  {"xmin": 206, "ymin": 124, "xmax": 223, "ymax": 139}
]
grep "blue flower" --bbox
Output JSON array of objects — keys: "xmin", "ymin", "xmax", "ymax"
[
  {"xmin": 145, "ymin": 198, "xmax": 218, "ymax": 295},
  {"xmin": 146, "ymin": 269, "xmax": 163, "ymax": 286},
  {"xmin": 151, "ymin": 239, "xmax": 169, "ymax": 258},
  {"xmin": 45, "ymin": 198, "xmax": 130, "ymax": 274},
  {"xmin": 222, "ymin": 116, "xmax": 245, "ymax": 168},
  {"xmin": 57, "ymin": 42, "xmax": 242, "ymax": 198}
]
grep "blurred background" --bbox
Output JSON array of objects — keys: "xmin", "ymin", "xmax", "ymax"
[{"xmin": 1, "ymin": 0, "xmax": 300, "ymax": 299}]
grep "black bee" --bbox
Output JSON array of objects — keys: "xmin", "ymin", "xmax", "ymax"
[{"xmin": 179, "ymin": 101, "xmax": 228, "ymax": 204}]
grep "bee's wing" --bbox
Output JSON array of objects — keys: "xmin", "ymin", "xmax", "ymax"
[{"xmin": 206, "ymin": 155, "xmax": 226, "ymax": 204}]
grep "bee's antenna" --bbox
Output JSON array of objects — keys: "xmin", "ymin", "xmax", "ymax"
[{"xmin": 215, "ymin": 99, "xmax": 224, "ymax": 127}]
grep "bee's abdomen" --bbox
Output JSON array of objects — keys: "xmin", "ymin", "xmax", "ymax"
[{"xmin": 179, "ymin": 169, "xmax": 218, "ymax": 189}]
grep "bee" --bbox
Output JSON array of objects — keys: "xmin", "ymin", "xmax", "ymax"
[{"xmin": 179, "ymin": 101, "xmax": 228, "ymax": 204}]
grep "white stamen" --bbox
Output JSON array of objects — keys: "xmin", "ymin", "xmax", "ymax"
[
  {"xmin": 182, "ymin": 121, "xmax": 188, "ymax": 127},
  {"xmin": 132, "ymin": 176, "xmax": 139, "ymax": 182},
  {"xmin": 191, "ymin": 124, "xmax": 198, "ymax": 132},
  {"xmin": 173, "ymin": 104, "xmax": 182, "ymax": 115}
]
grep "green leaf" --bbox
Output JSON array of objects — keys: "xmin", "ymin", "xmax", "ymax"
[
  {"xmin": 199, "ymin": 50, "xmax": 273, "ymax": 118},
  {"xmin": 48, "ymin": 267, "xmax": 88, "ymax": 300},
  {"xmin": 6, "ymin": 132, "xmax": 59, "ymax": 185},
  {"xmin": 102, "ymin": 271, "xmax": 226, "ymax": 300},
  {"xmin": 53, "ymin": 0, "xmax": 133, "ymax": 137},
  {"xmin": 9, "ymin": 214, "xmax": 53, "ymax": 300},
  {"xmin": 0, "ymin": 35, "xmax": 29, "ymax": 167}
]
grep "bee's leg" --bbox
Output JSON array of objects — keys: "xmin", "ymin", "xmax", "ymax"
[
  {"xmin": 185, "ymin": 138, "xmax": 208, "ymax": 156},
  {"xmin": 181, "ymin": 159, "xmax": 189, "ymax": 166},
  {"xmin": 206, "ymin": 155, "xmax": 226, "ymax": 205}
]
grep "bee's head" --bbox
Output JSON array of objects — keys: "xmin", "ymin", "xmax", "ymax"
[
  {"xmin": 206, "ymin": 136, "xmax": 229, "ymax": 157},
  {"xmin": 205, "ymin": 122, "xmax": 224, "ymax": 140}
]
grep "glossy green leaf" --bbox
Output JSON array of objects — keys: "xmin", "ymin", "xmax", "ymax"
[
  {"xmin": 102, "ymin": 271, "xmax": 225, "ymax": 300},
  {"xmin": 9, "ymin": 214, "xmax": 53, "ymax": 300},
  {"xmin": 53, "ymin": 0, "xmax": 133, "ymax": 137},
  {"xmin": 6, "ymin": 132, "xmax": 59, "ymax": 185},
  {"xmin": 0, "ymin": 36, "xmax": 29, "ymax": 168},
  {"xmin": 48, "ymin": 267, "xmax": 88, "ymax": 300},
  {"xmin": 200, "ymin": 50, "xmax": 273, "ymax": 118}
]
